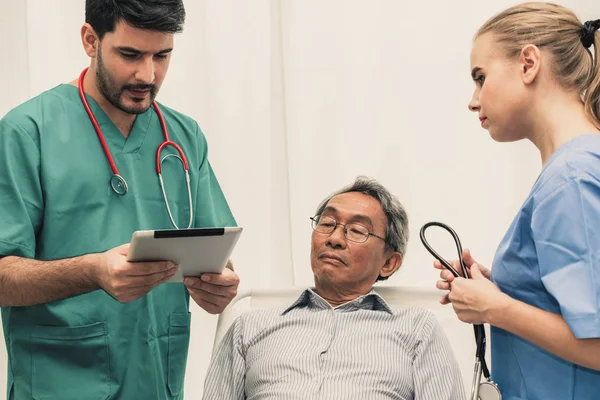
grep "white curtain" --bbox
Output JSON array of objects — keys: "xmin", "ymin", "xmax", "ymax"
[{"xmin": 0, "ymin": 0, "xmax": 595, "ymax": 397}]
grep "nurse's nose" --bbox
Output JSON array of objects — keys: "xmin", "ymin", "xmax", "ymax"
[{"xmin": 468, "ymin": 91, "xmax": 480, "ymax": 112}]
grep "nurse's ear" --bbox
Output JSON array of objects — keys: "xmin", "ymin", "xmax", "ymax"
[
  {"xmin": 80, "ymin": 23, "xmax": 100, "ymax": 58},
  {"xmin": 519, "ymin": 44, "xmax": 542, "ymax": 85}
]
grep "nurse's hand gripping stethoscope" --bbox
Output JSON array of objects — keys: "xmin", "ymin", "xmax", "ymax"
[
  {"xmin": 420, "ymin": 222, "xmax": 501, "ymax": 400},
  {"xmin": 78, "ymin": 67, "xmax": 193, "ymax": 229}
]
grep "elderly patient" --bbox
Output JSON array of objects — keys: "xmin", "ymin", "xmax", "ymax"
[{"xmin": 203, "ymin": 177, "xmax": 464, "ymax": 399}]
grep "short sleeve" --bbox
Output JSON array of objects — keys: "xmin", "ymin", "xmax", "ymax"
[
  {"xmin": 0, "ymin": 116, "xmax": 43, "ymax": 258},
  {"xmin": 532, "ymin": 176, "xmax": 600, "ymax": 339},
  {"xmin": 193, "ymin": 123, "xmax": 236, "ymax": 228}
]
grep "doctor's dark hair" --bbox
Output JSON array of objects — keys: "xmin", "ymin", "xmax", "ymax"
[
  {"xmin": 476, "ymin": 2, "xmax": 600, "ymax": 129},
  {"xmin": 85, "ymin": 0, "xmax": 186, "ymax": 40},
  {"xmin": 314, "ymin": 176, "xmax": 409, "ymax": 281}
]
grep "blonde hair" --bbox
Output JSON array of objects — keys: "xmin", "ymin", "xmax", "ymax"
[{"xmin": 476, "ymin": 2, "xmax": 600, "ymax": 129}]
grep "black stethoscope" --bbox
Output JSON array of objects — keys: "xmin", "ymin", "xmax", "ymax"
[
  {"xmin": 78, "ymin": 67, "xmax": 193, "ymax": 229},
  {"xmin": 420, "ymin": 222, "xmax": 501, "ymax": 400}
]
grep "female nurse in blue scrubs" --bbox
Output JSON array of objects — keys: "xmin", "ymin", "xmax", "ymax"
[{"xmin": 434, "ymin": 3, "xmax": 600, "ymax": 399}]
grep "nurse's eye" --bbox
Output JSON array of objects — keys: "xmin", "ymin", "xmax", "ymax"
[{"xmin": 474, "ymin": 75, "xmax": 485, "ymax": 86}]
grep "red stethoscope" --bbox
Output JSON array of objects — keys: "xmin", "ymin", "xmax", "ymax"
[{"xmin": 78, "ymin": 67, "xmax": 193, "ymax": 229}]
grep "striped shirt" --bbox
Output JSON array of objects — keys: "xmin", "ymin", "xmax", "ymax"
[{"xmin": 203, "ymin": 288, "xmax": 465, "ymax": 400}]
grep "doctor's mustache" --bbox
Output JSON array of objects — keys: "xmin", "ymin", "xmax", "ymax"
[{"xmin": 122, "ymin": 84, "xmax": 156, "ymax": 92}]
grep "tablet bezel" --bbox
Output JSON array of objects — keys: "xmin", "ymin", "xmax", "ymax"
[{"xmin": 127, "ymin": 227, "xmax": 242, "ymax": 282}]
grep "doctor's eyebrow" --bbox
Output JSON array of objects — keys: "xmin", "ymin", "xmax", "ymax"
[
  {"xmin": 115, "ymin": 46, "xmax": 173, "ymax": 56},
  {"xmin": 471, "ymin": 67, "xmax": 482, "ymax": 79}
]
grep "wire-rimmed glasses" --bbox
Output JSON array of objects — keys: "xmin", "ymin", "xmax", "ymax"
[{"xmin": 310, "ymin": 215, "xmax": 386, "ymax": 244}]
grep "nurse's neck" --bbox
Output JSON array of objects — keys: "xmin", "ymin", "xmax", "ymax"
[
  {"xmin": 70, "ymin": 73, "xmax": 136, "ymax": 138},
  {"xmin": 526, "ymin": 83, "xmax": 600, "ymax": 166}
]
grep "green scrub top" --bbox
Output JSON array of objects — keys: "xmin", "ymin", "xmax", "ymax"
[{"xmin": 0, "ymin": 84, "xmax": 236, "ymax": 400}]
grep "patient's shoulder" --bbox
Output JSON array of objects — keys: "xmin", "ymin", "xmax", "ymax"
[
  {"xmin": 239, "ymin": 307, "xmax": 286, "ymax": 323},
  {"xmin": 225, "ymin": 307, "xmax": 291, "ymax": 347},
  {"xmin": 390, "ymin": 305, "xmax": 436, "ymax": 319},
  {"xmin": 234, "ymin": 308, "xmax": 287, "ymax": 333},
  {"xmin": 390, "ymin": 306, "xmax": 442, "ymax": 336}
]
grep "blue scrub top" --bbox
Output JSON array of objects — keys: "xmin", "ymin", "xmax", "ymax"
[{"xmin": 491, "ymin": 134, "xmax": 600, "ymax": 400}]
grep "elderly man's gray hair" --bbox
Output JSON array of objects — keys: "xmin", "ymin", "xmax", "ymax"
[{"xmin": 314, "ymin": 176, "xmax": 409, "ymax": 280}]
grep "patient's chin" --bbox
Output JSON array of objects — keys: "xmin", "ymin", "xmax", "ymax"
[
  {"xmin": 314, "ymin": 262, "xmax": 350, "ymax": 284},
  {"xmin": 316, "ymin": 260, "xmax": 347, "ymax": 273}
]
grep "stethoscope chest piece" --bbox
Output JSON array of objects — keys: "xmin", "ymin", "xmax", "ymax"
[
  {"xmin": 478, "ymin": 380, "xmax": 501, "ymax": 400},
  {"xmin": 110, "ymin": 174, "xmax": 128, "ymax": 195}
]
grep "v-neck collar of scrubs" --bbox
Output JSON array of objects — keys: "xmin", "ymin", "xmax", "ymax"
[{"xmin": 58, "ymin": 83, "xmax": 153, "ymax": 155}]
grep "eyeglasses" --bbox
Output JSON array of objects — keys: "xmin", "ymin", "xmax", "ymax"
[{"xmin": 310, "ymin": 215, "xmax": 386, "ymax": 244}]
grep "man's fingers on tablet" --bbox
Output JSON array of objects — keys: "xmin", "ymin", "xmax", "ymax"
[
  {"xmin": 134, "ymin": 269, "xmax": 178, "ymax": 288},
  {"xmin": 201, "ymin": 269, "xmax": 240, "ymax": 286},
  {"xmin": 190, "ymin": 287, "xmax": 231, "ymax": 308},
  {"xmin": 109, "ymin": 269, "xmax": 176, "ymax": 294},
  {"xmin": 192, "ymin": 297, "xmax": 222, "ymax": 314},
  {"xmin": 153, "ymin": 271, "xmax": 178, "ymax": 287},
  {"xmin": 126, "ymin": 261, "xmax": 178, "ymax": 276},
  {"xmin": 184, "ymin": 278, "xmax": 234, "ymax": 297},
  {"xmin": 187, "ymin": 288, "xmax": 224, "ymax": 313}
]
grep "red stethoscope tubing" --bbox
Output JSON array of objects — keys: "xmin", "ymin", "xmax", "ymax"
[
  {"xmin": 77, "ymin": 67, "xmax": 193, "ymax": 229},
  {"xmin": 77, "ymin": 67, "xmax": 189, "ymax": 175}
]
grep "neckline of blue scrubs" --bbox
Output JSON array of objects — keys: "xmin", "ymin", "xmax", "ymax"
[
  {"xmin": 533, "ymin": 133, "xmax": 600, "ymax": 185},
  {"xmin": 57, "ymin": 83, "xmax": 154, "ymax": 155}
]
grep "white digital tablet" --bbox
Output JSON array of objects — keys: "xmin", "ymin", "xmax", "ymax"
[{"xmin": 127, "ymin": 227, "xmax": 243, "ymax": 283}]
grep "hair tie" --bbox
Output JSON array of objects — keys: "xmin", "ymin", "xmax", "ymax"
[{"xmin": 581, "ymin": 20, "xmax": 600, "ymax": 49}]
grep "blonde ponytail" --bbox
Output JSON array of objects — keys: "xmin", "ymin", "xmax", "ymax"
[{"xmin": 582, "ymin": 21, "xmax": 600, "ymax": 129}]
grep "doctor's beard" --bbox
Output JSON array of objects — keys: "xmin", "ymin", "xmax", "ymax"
[{"xmin": 95, "ymin": 48, "xmax": 158, "ymax": 115}]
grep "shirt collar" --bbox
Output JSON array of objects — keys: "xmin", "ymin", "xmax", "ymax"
[{"xmin": 282, "ymin": 288, "xmax": 393, "ymax": 315}]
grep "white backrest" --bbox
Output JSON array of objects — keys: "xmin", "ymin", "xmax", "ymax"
[{"xmin": 214, "ymin": 285, "xmax": 489, "ymax": 393}]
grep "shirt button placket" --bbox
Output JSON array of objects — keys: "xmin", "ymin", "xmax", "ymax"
[{"xmin": 317, "ymin": 308, "xmax": 336, "ymax": 398}]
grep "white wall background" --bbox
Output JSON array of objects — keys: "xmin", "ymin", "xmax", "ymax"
[{"xmin": 0, "ymin": 0, "xmax": 596, "ymax": 398}]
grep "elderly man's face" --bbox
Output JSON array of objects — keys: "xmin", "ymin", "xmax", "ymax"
[{"xmin": 310, "ymin": 192, "xmax": 396, "ymax": 289}]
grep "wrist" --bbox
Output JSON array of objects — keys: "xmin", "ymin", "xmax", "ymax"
[
  {"xmin": 487, "ymin": 292, "xmax": 515, "ymax": 327},
  {"xmin": 82, "ymin": 253, "xmax": 104, "ymax": 289}
]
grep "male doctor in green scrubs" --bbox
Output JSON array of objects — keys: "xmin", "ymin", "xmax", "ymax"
[{"xmin": 0, "ymin": 1, "xmax": 240, "ymax": 399}]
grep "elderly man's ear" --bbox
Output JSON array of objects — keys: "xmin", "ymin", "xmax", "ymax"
[{"xmin": 379, "ymin": 253, "xmax": 403, "ymax": 279}]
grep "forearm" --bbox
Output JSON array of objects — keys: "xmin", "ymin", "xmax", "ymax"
[
  {"xmin": 0, "ymin": 254, "xmax": 102, "ymax": 307},
  {"xmin": 491, "ymin": 296, "xmax": 600, "ymax": 370}
]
